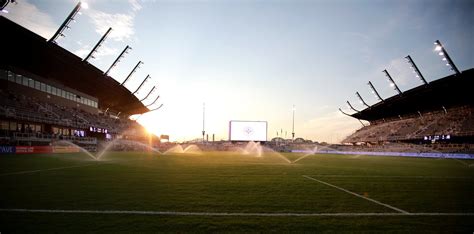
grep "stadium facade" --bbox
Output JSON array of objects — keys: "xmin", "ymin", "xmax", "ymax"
[
  {"xmin": 342, "ymin": 68, "xmax": 474, "ymax": 147},
  {"xmin": 0, "ymin": 16, "xmax": 159, "ymax": 153}
]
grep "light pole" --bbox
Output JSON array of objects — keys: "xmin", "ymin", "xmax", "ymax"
[
  {"xmin": 339, "ymin": 108, "xmax": 351, "ymax": 116},
  {"xmin": 368, "ymin": 81, "xmax": 384, "ymax": 102},
  {"xmin": 105, "ymin": 45, "xmax": 132, "ymax": 76},
  {"xmin": 140, "ymin": 86, "xmax": 156, "ymax": 102},
  {"xmin": 84, "ymin": 27, "xmax": 112, "ymax": 62},
  {"xmin": 405, "ymin": 55, "xmax": 428, "ymax": 85},
  {"xmin": 356, "ymin": 91, "xmax": 370, "ymax": 109},
  {"xmin": 202, "ymin": 103, "xmax": 206, "ymax": 143},
  {"xmin": 346, "ymin": 101, "xmax": 360, "ymax": 113},
  {"xmin": 132, "ymin": 74, "xmax": 151, "ymax": 94},
  {"xmin": 1, "ymin": 0, "xmax": 16, "ymax": 13},
  {"xmin": 434, "ymin": 40, "xmax": 460, "ymax": 75},
  {"xmin": 133, "ymin": 74, "xmax": 151, "ymax": 95},
  {"xmin": 49, "ymin": 1, "xmax": 88, "ymax": 44},
  {"xmin": 292, "ymin": 105, "xmax": 295, "ymax": 141},
  {"xmin": 121, "ymin": 61, "xmax": 143, "ymax": 86},
  {"xmin": 382, "ymin": 69, "xmax": 402, "ymax": 95}
]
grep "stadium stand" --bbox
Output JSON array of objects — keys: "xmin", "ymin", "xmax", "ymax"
[
  {"xmin": 342, "ymin": 68, "xmax": 474, "ymax": 153},
  {"xmin": 344, "ymin": 106, "xmax": 473, "ymax": 143},
  {"xmin": 0, "ymin": 17, "xmax": 159, "ymax": 153}
]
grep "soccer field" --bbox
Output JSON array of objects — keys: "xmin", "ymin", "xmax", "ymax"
[{"xmin": 1, "ymin": 151, "xmax": 473, "ymax": 232}]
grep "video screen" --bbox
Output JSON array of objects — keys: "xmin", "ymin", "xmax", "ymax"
[{"xmin": 229, "ymin": 121, "xmax": 267, "ymax": 141}]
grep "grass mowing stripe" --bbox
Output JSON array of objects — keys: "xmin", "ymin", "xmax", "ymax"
[
  {"xmin": 0, "ymin": 158, "xmax": 146, "ymax": 177},
  {"xmin": 302, "ymin": 175, "xmax": 410, "ymax": 214},
  {"xmin": 305, "ymin": 175, "xmax": 472, "ymax": 179},
  {"xmin": 0, "ymin": 163, "xmax": 99, "ymax": 176},
  {"xmin": 1, "ymin": 208, "xmax": 473, "ymax": 217},
  {"xmin": 452, "ymin": 158, "xmax": 472, "ymax": 167}
]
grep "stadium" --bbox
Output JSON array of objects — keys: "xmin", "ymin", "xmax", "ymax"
[
  {"xmin": 1, "ymin": 1, "xmax": 474, "ymax": 232},
  {"xmin": 335, "ymin": 68, "xmax": 474, "ymax": 155}
]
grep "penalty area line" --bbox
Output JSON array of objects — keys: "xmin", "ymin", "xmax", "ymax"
[
  {"xmin": 302, "ymin": 175, "xmax": 410, "ymax": 214},
  {"xmin": 0, "ymin": 163, "xmax": 99, "ymax": 177},
  {"xmin": 452, "ymin": 158, "xmax": 472, "ymax": 167},
  {"xmin": 303, "ymin": 175, "xmax": 472, "ymax": 179},
  {"xmin": 0, "ymin": 158, "xmax": 147, "ymax": 177},
  {"xmin": 0, "ymin": 208, "xmax": 473, "ymax": 217}
]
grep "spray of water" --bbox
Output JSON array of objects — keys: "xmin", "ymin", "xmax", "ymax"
[
  {"xmin": 235, "ymin": 142, "xmax": 292, "ymax": 164},
  {"xmin": 163, "ymin": 144, "xmax": 202, "ymax": 155},
  {"xmin": 53, "ymin": 139, "xmax": 161, "ymax": 161},
  {"xmin": 291, "ymin": 146, "xmax": 318, "ymax": 163},
  {"xmin": 53, "ymin": 140, "xmax": 98, "ymax": 161}
]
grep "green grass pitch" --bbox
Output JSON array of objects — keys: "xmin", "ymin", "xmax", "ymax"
[{"xmin": 0, "ymin": 151, "xmax": 473, "ymax": 233}]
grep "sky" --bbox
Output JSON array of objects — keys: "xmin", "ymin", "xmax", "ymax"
[{"xmin": 3, "ymin": 0, "xmax": 474, "ymax": 143}]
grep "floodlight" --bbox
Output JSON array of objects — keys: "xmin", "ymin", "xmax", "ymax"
[
  {"xmin": 132, "ymin": 74, "xmax": 151, "ymax": 95},
  {"xmin": 382, "ymin": 69, "xmax": 402, "ymax": 95},
  {"xmin": 434, "ymin": 40, "xmax": 460, "ymax": 74},
  {"xmin": 346, "ymin": 101, "xmax": 359, "ymax": 113},
  {"xmin": 80, "ymin": 2, "xmax": 89, "ymax": 9},
  {"xmin": 339, "ymin": 108, "xmax": 351, "ymax": 116},
  {"xmin": 356, "ymin": 91, "xmax": 370, "ymax": 108},
  {"xmin": 84, "ymin": 27, "xmax": 112, "ymax": 62},
  {"xmin": 140, "ymin": 86, "xmax": 156, "ymax": 102},
  {"xmin": 105, "ymin": 45, "xmax": 131, "ymax": 76},
  {"xmin": 121, "ymin": 61, "xmax": 144, "ymax": 86},
  {"xmin": 49, "ymin": 1, "xmax": 84, "ymax": 43},
  {"xmin": 145, "ymin": 95, "xmax": 160, "ymax": 107}
]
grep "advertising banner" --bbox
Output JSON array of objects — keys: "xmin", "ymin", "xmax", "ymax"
[
  {"xmin": 52, "ymin": 146, "xmax": 81, "ymax": 153},
  {"xmin": 15, "ymin": 146, "xmax": 53, "ymax": 154},
  {"xmin": 0, "ymin": 146, "xmax": 16, "ymax": 154}
]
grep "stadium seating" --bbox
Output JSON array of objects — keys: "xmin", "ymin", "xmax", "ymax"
[
  {"xmin": 0, "ymin": 89, "xmax": 147, "ymax": 149},
  {"xmin": 343, "ymin": 106, "xmax": 474, "ymax": 143}
]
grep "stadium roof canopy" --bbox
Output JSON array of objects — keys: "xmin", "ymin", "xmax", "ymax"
[
  {"xmin": 351, "ymin": 68, "xmax": 474, "ymax": 121},
  {"xmin": 0, "ymin": 17, "xmax": 149, "ymax": 115}
]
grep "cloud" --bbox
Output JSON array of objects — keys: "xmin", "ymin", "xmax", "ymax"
[
  {"xmin": 88, "ymin": 11, "xmax": 135, "ymax": 42},
  {"xmin": 376, "ymin": 57, "xmax": 418, "ymax": 88},
  {"xmin": 74, "ymin": 44, "xmax": 118, "ymax": 61},
  {"xmin": 129, "ymin": 0, "xmax": 142, "ymax": 12},
  {"xmin": 95, "ymin": 45, "xmax": 119, "ymax": 58},
  {"xmin": 3, "ymin": 0, "xmax": 57, "ymax": 39},
  {"xmin": 86, "ymin": 0, "xmax": 142, "ymax": 42},
  {"xmin": 74, "ymin": 44, "xmax": 92, "ymax": 58}
]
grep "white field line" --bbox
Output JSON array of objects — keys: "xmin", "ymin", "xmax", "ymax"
[
  {"xmin": 302, "ymin": 175, "xmax": 410, "ymax": 214},
  {"xmin": 291, "ymin": 154, "xmax": 312, "ymax": 163},
  {"xmin": 0, "ymin": 163, "xmax": 99, "ymax": 176},
  {"xmin": 0, "ymin": 158, "xmax": 145, "ymax": 177},
  {"xmin": 452, "ymin": 158, "xmax": 471, "ymax": 167},
  {"xmin": 273, "ymin": 153, "xmax": 292, "ymax": 164},
  {"xmin": 304, "ymin": 175, "xmax": 472, "ymax": 179},
  {"xmin": 0, "ymin": 208, "xmax": 473, "ymax": 217}
]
